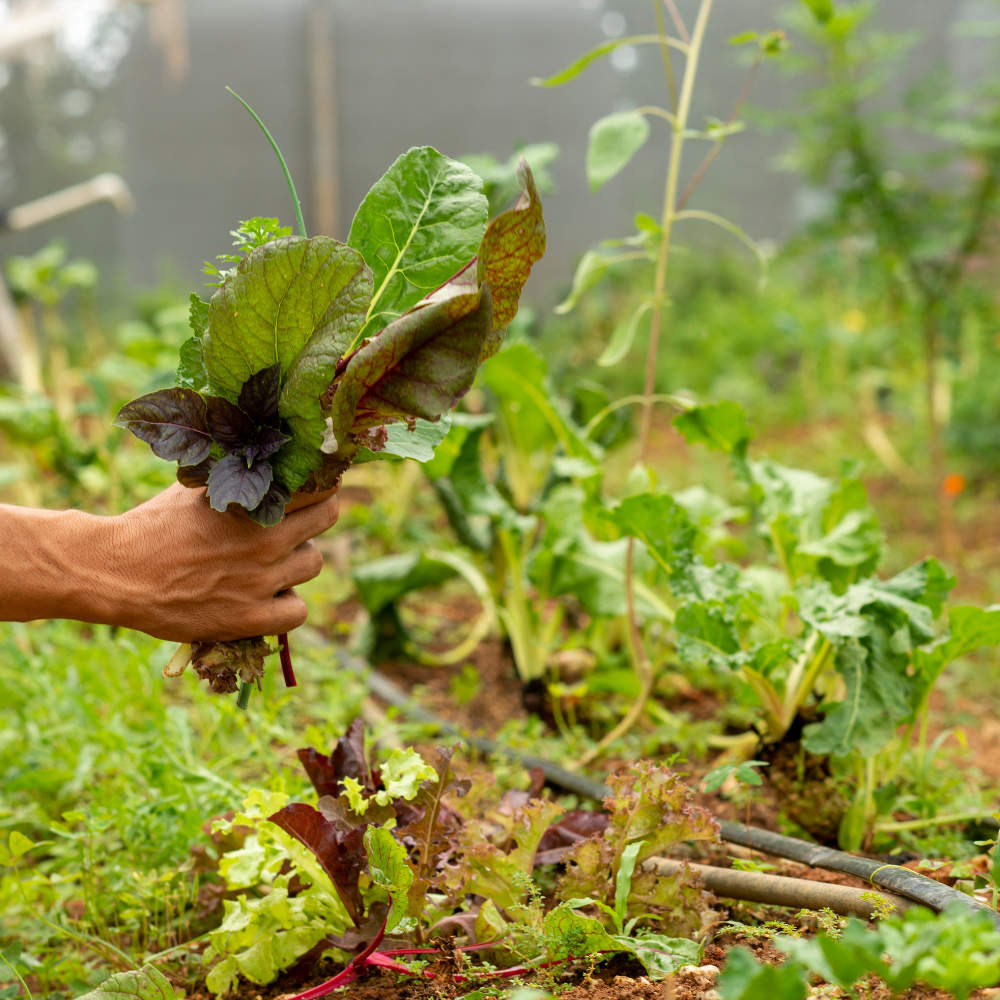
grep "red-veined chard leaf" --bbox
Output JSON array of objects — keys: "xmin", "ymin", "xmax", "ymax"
[
  {"xmin": 112, "ymin": 387, "xmax": 212, "ymax": 466},
  {"xmin": 206, "ymin": 453, "xmax": 273, "ymax": 513},
  {"xmin": 347, "ymin": 147, "xmax": 488, "ymax": 339},
  {"xmin": 476, "ymin": 157, "xmax": 547, "ymax": 361},
  {"xmin": 201, "ymin": 236, "xmax": 372, "ymax": 493},
  {"xmin": 325, "ymin": 275, "xmax": 492, "ymax": 451},
  {"xmin": 75, "ymin": 965, "xmax": 177, "ymax": 1000},
  {"xmin": 364, "ymin": 825, "xmax": 416, "ymax": 934},
  {"xmin": 268, "ymin": 801, "xmax": 366, "ymax": 926}
]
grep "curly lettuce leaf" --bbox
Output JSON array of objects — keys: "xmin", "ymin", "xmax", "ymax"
[{"xmin": 348, "ymin": 147, "xmax": 488, "ymax": 337}]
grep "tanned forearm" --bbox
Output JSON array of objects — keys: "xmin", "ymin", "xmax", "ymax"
[
  {"xmin": 1, "ymin": 485, "xmax": 340, "ymax": 641},
  {"xmin": 0, "ymin": 504, "xmax": 122, "ymax": 625}
]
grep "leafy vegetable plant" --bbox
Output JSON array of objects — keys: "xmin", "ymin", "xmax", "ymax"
[{"xmin": 112, "ymin": 94, "xmax": 545, "ymax": 703}]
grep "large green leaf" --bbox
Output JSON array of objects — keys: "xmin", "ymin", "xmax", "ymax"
[
  {"xmin": 348, "ymin": 147, "xmax": 488, "ymax": 337},
  {"xmin": 720, "ymin": 948, "xmax": 808, "ymax": 1000},
  {"xmin": 619, "ymin": 934, "xmax": 703, "ymax": 980},
  {"xmin": 587, "ymin": 111, "xmax": 651, "ymax": 192},
  {"xmin": 544, "ymin": 904, "xmax": 630, "ymax": 962},
  {"xmin": 674, "ymin": 400, "xmax": 754, "ymax": 477},
  {"xmin": 353, "ymin": 551, "xmax": 457, "ymax": 616},
  {"xmin": 75, "ymin": 966, "xmax": 176, "ymax": 1000}
]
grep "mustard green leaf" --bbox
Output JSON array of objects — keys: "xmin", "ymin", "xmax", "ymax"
[
  {"xmin": 203, "ymin": 236, "xmax": 370, "ymax": 403},
  {"xmin": 348, "ymin": 147, "xmax": 488, "ymax": 338}
]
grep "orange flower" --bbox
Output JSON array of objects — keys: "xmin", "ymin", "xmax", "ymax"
[{"xmin": 942, "ymin": 472, "xmax": 966, "ymax": 497}]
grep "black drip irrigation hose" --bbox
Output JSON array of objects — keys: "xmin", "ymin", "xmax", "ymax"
[{"xmin": 360, "ymin": 661, "xmax": 1000, "ymax": 929}]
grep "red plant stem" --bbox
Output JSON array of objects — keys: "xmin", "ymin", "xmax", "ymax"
[{"xmin": 278, "ymin": 633, "xmax": 297, "ymax": 687}]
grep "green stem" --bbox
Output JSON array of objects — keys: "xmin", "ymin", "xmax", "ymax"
[
  {"xmin": 227, "ymin": 87, "xmax": 308, "ymax": 238},
  {"xmin": 1, "ymin": 954, "xmax": 32, "ymax": 1000},
  {"xmin": 237, "ymin": 681, "xmax": 252, "ymax": 711},
  {"xmin": 638, "ymin": 0, "xmax": 714, "ymax": 461},
  {"xmin": 652, "ymin": 0, "xmax": 678, "ymax": 111}
]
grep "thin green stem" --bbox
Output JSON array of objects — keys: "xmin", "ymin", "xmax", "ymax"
[
  {"xmin": 1, "ymin": 954, "xmax": 32, "ymax": 1000},
  {"xmin": 227, "ymin": 88, "xmax": 308, "ymax": 238},
  {"xmin": 638, "ymin": 0, "xmax": 714, "ymax": 462},
  {"xmin": 652, "ymin": 0, "xmax": 678, "ymax": 111}
]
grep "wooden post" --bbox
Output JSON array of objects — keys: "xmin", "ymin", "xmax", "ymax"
[{"xmin": 308, "ymin": 1, "xmax": 341, "ymax": 238}]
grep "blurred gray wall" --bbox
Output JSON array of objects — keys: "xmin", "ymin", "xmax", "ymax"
[{"xmin": 0, "ymin": 0, "xmax": 971, "ymax": 311}]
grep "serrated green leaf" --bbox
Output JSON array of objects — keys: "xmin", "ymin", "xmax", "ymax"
[
  {"xmin": 375, "ymin": 748, "xmax": 437, "ymax": 804},
  {"xmin": 544, "ymin": 905, "xmax": 630, "ymax": 962},
  {"xmin": 364, "ymin": 826, "xmax": 416, "ymax": 934},
  {"xmin": 348, "ymin": 147, "xmax": 488, "ymax": 338},
  {"xmin": 353, "ymin": 551, "xmax": 458, "ymax": 616},
  {"xmin": 75, "ymin": 965, "xmax": 177, "ymax": 1000},
  {"xmin": 587, "ymin": 111, "xmax": 651, "ymax": 192}
]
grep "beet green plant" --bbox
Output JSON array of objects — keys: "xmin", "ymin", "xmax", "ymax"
[{"xmin": 112, "ymin": 94, "xmax": 545, "ymax": 702}]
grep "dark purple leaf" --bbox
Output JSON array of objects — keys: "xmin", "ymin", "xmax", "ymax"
[
  {"xmin": 206, "ymin": 395, "xmax": 256, "ymax": 453},
  {"xmin": 112, "ymin": 388, "xmax": 212, "ymax": 466},
  {"xmin": 268, "ymin": 802, "xmax": 366, "ymax": 925},
  {"xmin": 244, "ymin": 425, "xmax": 290, "ymax": 464},
  {"xmin": 206, "ymin": 453, "xmax": 272, "ymax": 512},
  {"xmin": 245, "ymin": 479, "xmax": 291, "ymax": 527},
  {"xmin": 298, "ymin": 719, "xmax": 372, "ymax": 798},
  {"xmin": 238, "ymin": 362, "xmax": 281, "ymax": 424},
  {"xmin": 536, "ymin": 810, "xmax": 610, "ymax": 861},
  {"xmin": 176, "ymin": 456, "xmax": 216, "ymax": 488}
]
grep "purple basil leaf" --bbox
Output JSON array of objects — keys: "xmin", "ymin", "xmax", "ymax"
[
  {"xmin": 244, "ymin": 425, "xmax": 291, "ymax": 465},
  {"xmin": 245, "ymin": 479, "xmax": 292, "ymax": 527},
  {"xmin": 327, "ymin": 275, "xmax": 492, "ymax": 448},
  {"xmin": 176, "ymin": 456, "xmax": 217, "ymax": 488},
  {"xmin": 205, "ymin": 395, "xmax": 256, "ymax": 453},
  {"xmin": 206, "ymin": 453, "xmax": 273, "ymax": 512},
  {"xmin": 268, "ymin": 802, "xmax": 366, "ymax": 925},
  {"xmin": 112, "ymin": 388, "xmax": 212, "ymax": 466},
  {"xmin": 238, "ymin": 363, "xmax": 282, "ymax": 425}
]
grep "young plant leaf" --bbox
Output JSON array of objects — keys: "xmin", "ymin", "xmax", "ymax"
[
  {"xmin": 206, "ymin": 454, "xmax": 273, "ymax": 513},
  {"xmin": 364, "ymin": 826, "xmax": 416, "ymax": 934},
  {"xmin": 112, "ymin": 388, "xmax": 212, "ymax": 466},
  {"xmin": 555, "ymin": 249, "xmax": 610, "ymax": 314},
  {"xmin": 623, "ymin": 934, "xmax": 703, "ymax": 980},
  {"xmin": 598, "ymin": 299, "xmax": 652, "ymax": 367},
  {"xmin": 674, "ymin": 400, "xmax": 754, "ymax": 463},
  {"xmin": 348, "ymin": 147, "xmax": 488, "ymax": 337},
  {"xmin": 75, "ymin": 965, "xmax": 177, "ymax": 1000},
  {"xmin": 615, "ymin": 840, "xmax": 646, "ymax": 929},
  {"xmin": 544, "ymin": 903, "xmax": 631, "ymax": 961},
  {"xmin": 587, "ymin": 111, "xmax": 651, "ymax": 192}
]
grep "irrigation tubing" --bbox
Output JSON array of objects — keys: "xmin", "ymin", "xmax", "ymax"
[{"xmin": 357, "ymin": 658, "xmax": 1000, "ymax": 929}]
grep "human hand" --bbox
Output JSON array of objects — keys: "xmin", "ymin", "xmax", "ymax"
[{"xmin": 107, "ymin": 483, "xmax": 339, "ymax": 642}]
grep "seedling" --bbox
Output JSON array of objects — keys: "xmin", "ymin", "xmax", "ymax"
[{"xmin": 113, "ymin": 91, "xmax": 545, "ymax": 706}]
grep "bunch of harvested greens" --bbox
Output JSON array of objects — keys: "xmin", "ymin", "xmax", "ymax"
[{"xmin": 113, "ymin": 94, "xmax": 546, "ymax": 705}]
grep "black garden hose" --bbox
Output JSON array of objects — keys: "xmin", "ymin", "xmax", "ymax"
[{"xmin": 361, "ymin": 660, "xmax": 1000, "ymax": 928}]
